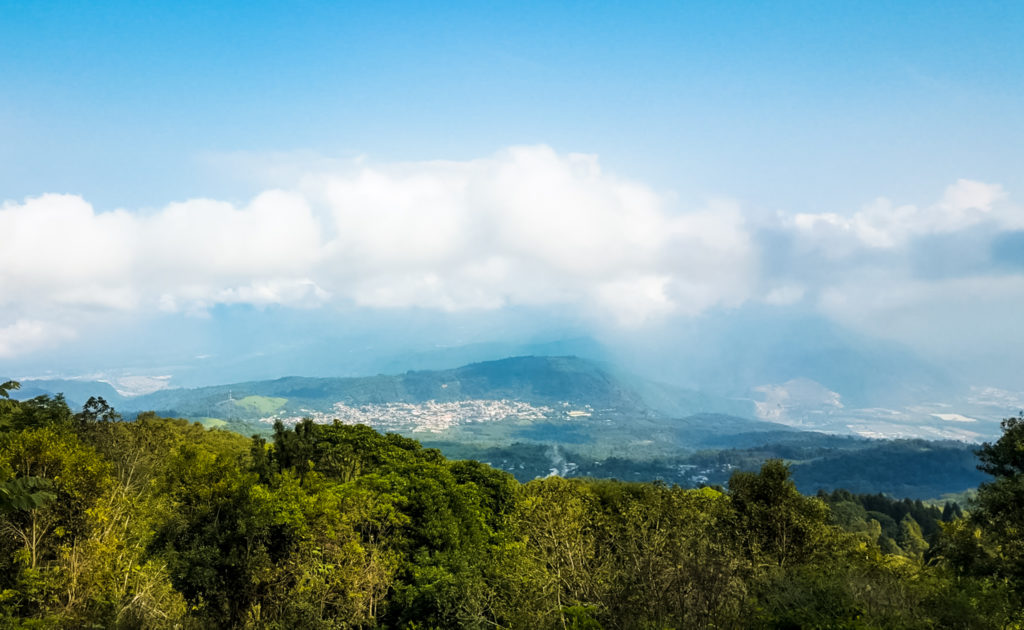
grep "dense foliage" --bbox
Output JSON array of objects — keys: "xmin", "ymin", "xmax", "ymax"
[{"xmin": 0, "ymin": 382, "xmax": 1022, "ymax": 628}]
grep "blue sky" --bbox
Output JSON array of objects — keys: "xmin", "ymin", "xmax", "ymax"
[
  {"xmin": 4, "ymin": 1, "xmax": 1022, "ymax": 209},
  {"xmin": 1, "ymin": 1, "xmax": 1023, "ymax": 397}
]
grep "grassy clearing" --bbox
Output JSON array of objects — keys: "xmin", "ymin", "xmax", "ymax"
[{"xmin": 233, "ymin": 395, "xmax": 288, "ymax": 415}]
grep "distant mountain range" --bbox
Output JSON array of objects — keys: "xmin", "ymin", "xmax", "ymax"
[
  {"xmin": 11, "ymin": 355, "xmax": 992, "ymax": 498},
  {"xmin": 13, "ymin": 355, "xmax": 774, "ymax": 446},
  {"xmin": 16, "ymin": 355, "xmax": 724, "ymax": 414},
  {"xmin": 14, "ymin": 345, "xmax": 1009, "ymax": 441}
]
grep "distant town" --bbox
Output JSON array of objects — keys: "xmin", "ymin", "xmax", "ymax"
[{"xmin": 258, "ymin": 399, "xmax": 594, "ymax": 433}]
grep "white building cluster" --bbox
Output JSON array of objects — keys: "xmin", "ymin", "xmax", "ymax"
[{"xmin": 261, "ymin": 399, "xmax": 554, "ymax": 433}]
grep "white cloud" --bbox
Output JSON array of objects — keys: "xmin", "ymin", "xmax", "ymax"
[
  {"xmin": 2, "ymin": 145, "xmax": 1021, "ymax": 364},
  {"xmin": 593, "ymin": 275, "xmax": 674, "ymax": 326},
  {"xmin": 307, "ymin": 147, "xmax": 755, "ymax": 320},
  {"xmin": 931, "ymin": 413, "xmax": 977, "ymax": 423},
  {"xmin": 0, "ymin": 320, "xmax": 76, "ymax": 359},
  {"xmin": 0, "ymin": 146, "xmax": 756, "ymax": 356},
  {"xmin": 763, "ymin": 285, "xmax": 806, "ymax": 306},
  {"xmin": 786, "ymin": 179, "xmax": 1014, "ymax": 250}
]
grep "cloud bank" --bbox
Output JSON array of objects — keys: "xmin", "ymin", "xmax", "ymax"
[{"xmin": 1, "ymin": 145, "xmax": 1022, "ymax": 361}]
